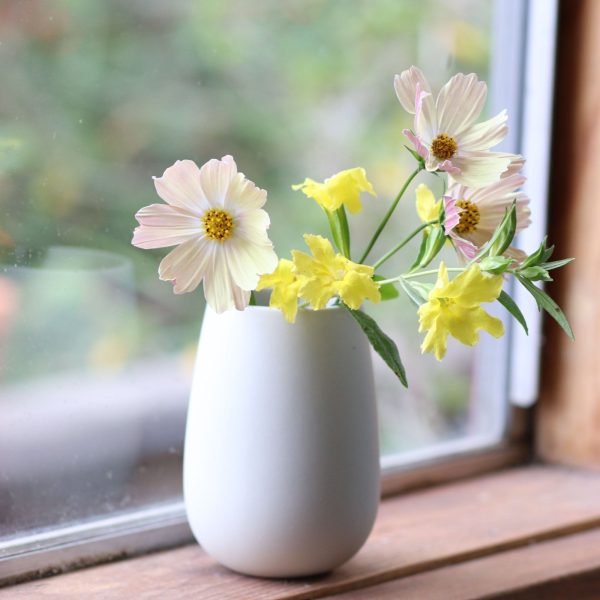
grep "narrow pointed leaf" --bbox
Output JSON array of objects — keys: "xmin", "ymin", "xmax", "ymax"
[
  {"xmin": 541, "ymin": 257, "xmax": 574, "ymax": 271},
  {"xmin": 497, "ymin": 290, "xmax": 528, "ymax": 335},
  {"xmin": 474, "ymin": 202, "xmax": 517, "ymax": 261},
  {"xmin": 516, "ymin": 275, "xmax": 574, "ymax": 340},
  {"xmin": 324, "ymin": 209, "xmax": 344, "ymax": 255},
  {"xmin": 346, "ymin": 307, "xmax": 408, "ymax": 387},
  {"xmin": 403, "ymin": 144, "xmax": 425, "ymax": 167},
  {"xmin": 335, "ymin": 206, "xmax": 351, "ymax": 258},
  {"xmin": 410, "ymin": 226, "xmax": 446, "ymax": 271}
]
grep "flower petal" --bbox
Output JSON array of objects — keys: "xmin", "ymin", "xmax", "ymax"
[
  {"xmin": 447, "ymin": 306, "xmax": 504, "ymax": 345},
  {"xmin": 404, "ymin": 128, "xmax": 429, "ymax": 160},
  {"xmin": 468, "ymin": 172, "xmax": 526, "ymax": 207},
  {"xmin": 394, "ymin": 66, "xmax": 432, "ymax": 113},
  {"xmin": 414, "ymin": 82, "xmax": 435, "ymax": 140},
  {"xmin": 132, "ymin": 204, "xmax": 202, "ymax": 249},
  {"xmin": 224, "ymin": 236, "xmax": 278, "ymax": 290},
  {"xmin": 153, "ymin": 160, "xmax": 209, "ymax": 214},
  {"xmin": 458, "ymin": 110, "xmax": 508, "ymax": 152},
  {"xmin": 337, "ymin": 270, "xmax": 381, "ymax": 309},
  {"xmin": 436, "ymin": 73, "xmax": 487, "ymax": 136},
  {"xmin": 416, "ymin": 184, "xmax": 441, "ymax": 223},
  {"xmin": 450, "ymin": 152, "xmax": 513, "ymax": 187},
  {"xmin": 158, "ymin": 237, "xmax": 214, "ymax": 294},
  {"xmin": 442, "ymin": 196, "xmax": 461, "ymax": 234},
  {"xmin": 443, "ymin": 265, "xmax": 504, "ymax": 306},
  {"xmin": 203, "ymin": 250, "xmax": 250, "ymax": 312},
  {"xmin": 226, "ymin": 172, "xmax": 268, "ymax": 211},
  {"xmin": 234, "ymin": 209, "xmax": 270, "ymax": 241},
  {"xmin": 198, "ymin": 155, "xmax": 238, "ymax": 209}
]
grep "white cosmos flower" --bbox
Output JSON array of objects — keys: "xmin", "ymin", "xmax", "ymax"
[
  {"xmin": 395, "ymin": 66, "xmax": 514, "ymax": 187},
  {"xmin": 443, "ymin": 164, "xmax": 531, "ymax": 262},
  {"xmin": 132, "ymin": 156, "xmax": 278, "ymax": 313}
]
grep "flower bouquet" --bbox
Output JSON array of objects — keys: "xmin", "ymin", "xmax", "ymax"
[{"xmin": 132, "ymin": 66, "xmax": 573, "ymax": 577}]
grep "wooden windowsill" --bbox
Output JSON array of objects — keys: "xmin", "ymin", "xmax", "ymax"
[{"xmin": 4, "ymin": 465, "xmax": 600, "ymax": 599}]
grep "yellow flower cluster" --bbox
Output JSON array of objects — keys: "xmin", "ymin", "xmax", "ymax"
[
  {"xmin": 257, "ymin": 235, "xmax": 381, "ymax": 322},
  {"xmin": 293, "ymin": 168, "xmax": 376, "ymax": 214},
  {"xmin": 418, "ymin": 262, "xmax": 504, "ymax": 360}
]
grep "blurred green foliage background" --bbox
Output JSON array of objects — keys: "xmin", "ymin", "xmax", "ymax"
[{"xmin": 0, "ymin": 0, "xmax": 494, "ymax": 454}]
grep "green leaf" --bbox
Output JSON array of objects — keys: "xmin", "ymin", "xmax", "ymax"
[
  {"xmin": 541, "ymin": 257, "xmax": 574, "ymax": 271},
  {"xmin": 410, "ymin": 226, "xmax": 446, "ymax": 271},
  {"xmin": 403, "ymin": 144, "xmax": 425, "ymax": 167},
  {"xmin": 516, "ymin": 275, "xmax": 574, "ymax": 340},
  {"xmin": 541, "ymin": 244, "xmax": 555, "ymax": 263},
  {"xmin": 397, "ymin": 277, "xmax": 426, "ymax": 307},
  {"xmin": 519, "ymin": 266, "xmax": 552, "ymax": 282},
  {"xmin": 480, "ymin": 255, "xmax": 513, "ymax": 275},
  {"xmin": 335, "ymin": 206, "xmax": 351, "ymax": 259},
  {"xmin": 497, "ymin": 290, "xmax": 528, "ymax": 335},
  {"xmin": 373, "ymin": 275, "xmax": 399, "ymax": 301},
  {"xmin": 520, "ymin": 237, "xmax": 549, "ymax": 269},
  {"xmin": 475, "ymin": 202, "xmax": 517, "ymax": 261},
  {"xmin": 346, "ymin": 307, "xmax": 408, "ymax": 387}
]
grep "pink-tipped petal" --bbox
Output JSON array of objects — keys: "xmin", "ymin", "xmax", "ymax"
[
  {"xmin": 451, "ymin": 233, "xmax": 478, "ymax": 260},
  {"xmin": 438, "ymin": 159, "xmax": 462, "ymax": 175},
  {"xmin": 394, "ymin": 66, "xmax": 432, "ymax": 113},
  {"xmin": 443, "ymin": 196, "xmax": 462, "ymax": 234},
  {"xmin": 414, "ymin": 82, "xmax": 435, "ymax": 139},
  {"xmin": 403, "ymin": 128, "xmax": 429, "ymax": 160}
]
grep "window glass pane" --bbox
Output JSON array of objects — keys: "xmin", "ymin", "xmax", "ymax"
[{"xmin": 0, "ymin": 0, "xmax": 500, "ymax": 543}]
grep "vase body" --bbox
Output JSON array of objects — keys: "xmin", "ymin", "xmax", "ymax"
[{"xmin": 183, "ymin": 305, "xmax": 380, "ymax": 578}]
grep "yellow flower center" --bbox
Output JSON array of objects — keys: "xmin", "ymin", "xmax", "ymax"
[
  {"xmin": 202, "ymin": 208, "xmax": 234, "ymax": 242},
  {"xmin": 430, "ymin": 133, "xmax": 458, "ymax": 161},
  {"xmin": 454, "ymin": 200, "xmax": 480, "ymax": 235}
]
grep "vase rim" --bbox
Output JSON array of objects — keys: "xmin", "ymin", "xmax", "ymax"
[{"xmin": 204, "ymin": 302, "xmax": 346, "ymax": 322}]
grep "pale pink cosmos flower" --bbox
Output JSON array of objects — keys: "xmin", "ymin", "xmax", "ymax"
[
  {"xmin": 395, "ymin": 66, "xmax": 515, "ymax": 187},
  {"xmin": 132, "ymin": 156, "xmax": 278, "ymax": 313},
  {"xmin": 443, "ymin": 162, "xmax": 531, "ymax": 262}
]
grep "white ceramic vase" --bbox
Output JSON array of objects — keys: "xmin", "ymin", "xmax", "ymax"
[{"xmin": 183, "ymin": 305, "xmax": 380, "ymax": 578}]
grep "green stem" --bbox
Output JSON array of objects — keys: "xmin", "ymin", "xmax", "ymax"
[
  {"xmin": 402, "ymin": 266, "xmax": 465, "ymax": 280},
  {"xmin": 359, "ymin": 165, "xmax": 422, "ymax": 264},
  {"xmin": 372, "ymin": 220, "xmax": 437, "ymax": 270}
]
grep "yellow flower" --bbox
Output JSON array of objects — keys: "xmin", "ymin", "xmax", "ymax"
[
  {"xmin": 256, "ymin": 259, "xmax": 304, "ymax": 323},
  {"xmin": 418, "ymin": 262, "xmax": 504, "ymax": 360},
  {"xmin": 292, "ymin": 235, "xmax": 381, "ymax": 309},
  {"xmin": 415, "ymin": 183, "xmax": 441, "ymax": 223},
  {"xmin": 292, "ymin": 168, "xmax": 376, "ymax": 214}
]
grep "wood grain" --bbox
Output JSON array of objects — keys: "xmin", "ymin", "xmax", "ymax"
[
  {"xmin": 5, "ymin": 466, "xmax": 600, "ymax": 599},
  {"xmin": 536, "ymin": 0, "xmax": 600, "ymax": 466},
  {"xmin": 328, "ymin": 528, "xmax": 600, "ymax": 599}
]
